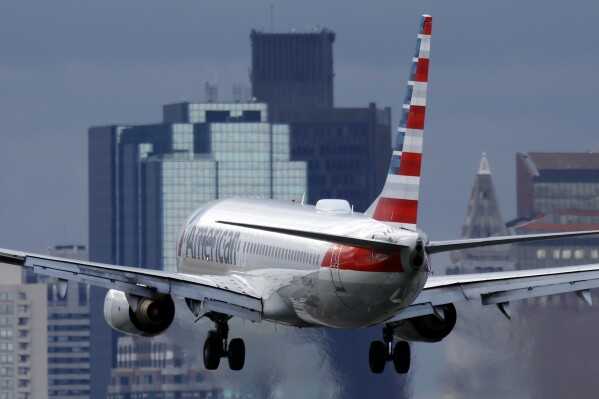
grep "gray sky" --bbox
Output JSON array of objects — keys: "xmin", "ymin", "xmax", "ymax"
[
  {"xmin": 2, "ymin": 1, "xmax": 599, "ymax": 252},
  {"xmin": 1, "ymin": 1, "xmax": 599, "ymax": 396}
]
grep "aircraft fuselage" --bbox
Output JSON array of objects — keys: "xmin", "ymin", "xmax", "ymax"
[{"xmin": 176, "ymin": 198, "xmax": 430, "ymax": 329}]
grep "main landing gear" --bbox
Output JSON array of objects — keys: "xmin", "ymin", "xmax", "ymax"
[
  {"xmin": 369, "ymin": 324, "xmax": 410, "ymax": 374},
  {"xmin": 203, "ymin": 313, "xmax": 245, "ymax": 371}
]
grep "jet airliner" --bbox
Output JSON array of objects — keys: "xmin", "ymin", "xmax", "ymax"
[{"xmin": 3, "ymin": 15, "xmax": 599, "ymax": 374}]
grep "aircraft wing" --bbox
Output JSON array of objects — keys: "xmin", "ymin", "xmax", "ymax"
[
  {"xmin": 0, "ymin": 248, "xmax": 263, "ymax": 322},
  {"xmin": 391, "ymin": 263, "xmax": 599, "ymax": 321}
]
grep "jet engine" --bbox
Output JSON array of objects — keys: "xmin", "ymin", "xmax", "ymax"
[
  {"xmin": 392, "ymin": 303, "xmax": 457, "ymax": 343},
  {"xmin": 103, "ymin": 289, "xmax": 175, "ymax": 337}
]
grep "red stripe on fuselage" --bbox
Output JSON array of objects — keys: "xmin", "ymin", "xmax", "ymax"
[
  {"xmin": 372, "ymin": 197, "xmax": 418, "ymax": 224},
  {"xmin": 321, "ymin": 244, "xmax": 404, "ymax": 273}
]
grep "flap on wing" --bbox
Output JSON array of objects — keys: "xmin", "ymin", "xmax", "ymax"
[
  {"xmin": 388, "ymin": 263, "xmax": 599, "ymax": 322},
  {"xmin": 0, "ymin": 248, "xmax": 263, "ymax": 322}
]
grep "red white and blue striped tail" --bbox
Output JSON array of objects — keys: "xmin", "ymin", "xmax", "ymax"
[{"xmin": 368, "ymin": 14, "xmax": 432, "ymax": 231}]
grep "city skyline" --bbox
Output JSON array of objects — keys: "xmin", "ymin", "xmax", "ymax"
[
  {"xmin": 2, "ymin": 2, "xmax": 599, "ymax": 398},
  {"xmin": 2, "ymin": 2, "xmax": 599, "ymax": 255}
]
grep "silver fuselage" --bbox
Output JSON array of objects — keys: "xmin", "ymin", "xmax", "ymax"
[{"xmin": 176, "ymin": 198, "xmax": 430, "ymax": 329}]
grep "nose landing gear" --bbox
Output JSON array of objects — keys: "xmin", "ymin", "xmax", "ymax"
[
  {"xmin": 368, "ymin": 324, "xmax": 410, "ymax": 374},
  {"xmin": 202, "ymin": 313, "xmax": 246, "ymax": 371}
]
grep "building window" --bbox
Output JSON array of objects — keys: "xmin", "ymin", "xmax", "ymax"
[{"xmin": 536, "ymin": 249, "xmax": 546, "ymax": 259}]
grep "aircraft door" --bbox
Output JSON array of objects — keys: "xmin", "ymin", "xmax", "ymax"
[{"xmin": 330, "ymin": 244, "xmax": 345, "ymax": 291}]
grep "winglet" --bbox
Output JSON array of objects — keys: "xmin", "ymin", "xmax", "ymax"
[{"xmin": 369, "ymin": 15, "xmax": 432, "ymax": 231}]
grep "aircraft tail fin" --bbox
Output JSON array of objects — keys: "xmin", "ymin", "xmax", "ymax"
[{"xmin": 368, "ymin": 14, "xmax": 432, "ymax": 231}]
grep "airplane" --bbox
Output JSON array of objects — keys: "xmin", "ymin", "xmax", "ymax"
[{"xmin": 3, "ymin": 14, "xmax": 599, "ymax": 374}]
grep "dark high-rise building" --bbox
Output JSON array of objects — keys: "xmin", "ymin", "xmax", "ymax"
[
  {"xmin": 250, "ymin": 29, "xmax": 335, "ymax": 110},
  {"xmin": 514, "ymin": 152, "xmax": 599, "ymax": 269},
  {"xmin": 273, "ymin": 104, "xmax": 391, "ymax": 212},
  {"xmin": 252, "ymin": 29, "xmax": 391, "ymax": 211}
]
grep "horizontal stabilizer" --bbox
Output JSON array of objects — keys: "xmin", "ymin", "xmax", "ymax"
[
  {"xmin": 217, "ymin": 221, "xmax": 407, "ymax": 252},
  {"xmin": 426, "ymin": 229, "xmax": 599, "ymax": 254}
]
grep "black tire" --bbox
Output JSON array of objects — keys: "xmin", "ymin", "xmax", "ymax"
[
  {"xmin": 203, "ymin": 337, "xmax": 222, "ymax": 370},
  {"xmin": 228, "ymin": 338, "xmax": 246, "ymax": 371},
  {"xmin": 369, "ymin": 341, "xmax": 387, "ymax": 374},
  {"xmin": 393, "ymin": 341, "xmax": 410, "ymax": 374}
]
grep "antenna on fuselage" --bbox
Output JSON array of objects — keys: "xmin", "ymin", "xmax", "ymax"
[{"xmin": 301, "ymin": 192, "xmax": 306, "ymax": 205}]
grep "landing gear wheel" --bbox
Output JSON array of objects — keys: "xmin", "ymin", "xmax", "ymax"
[
  {"xmin": 369, "ymin": 341, "xmax": 387, "ymax": 373},
  {"xmin": 228, "ymin": 338, "xmax": 246, "ymax": 371},
  {"xmin": 393, "ymin": 340, "xmax": 410, "ymax": 374},
  {"xmin": 203, "ymin": 336, "xmax": 222, "ymax": 370}
]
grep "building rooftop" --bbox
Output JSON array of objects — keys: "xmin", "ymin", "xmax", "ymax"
[{"xmin": 526, "ymin": 152, "xmax": 599, "ymax": 170}]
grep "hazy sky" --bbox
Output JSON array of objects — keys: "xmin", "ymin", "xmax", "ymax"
[
  {"xmin": 2, "ymin": 1, "xmax": 599, "ymax": 253},
  {"xmin": 1, "ymin": 1, "xmax": 599, "ymax": 396}
]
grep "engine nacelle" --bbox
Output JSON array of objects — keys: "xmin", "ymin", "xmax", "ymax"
[
  {"xmin": 103, "ymin": 289, "xmax": 175, "ymax": 337},
  {"xmin": 392, "ymin": 303, "xmax": 457, "ymax": 343}
]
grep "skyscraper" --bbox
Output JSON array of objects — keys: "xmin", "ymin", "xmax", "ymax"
[
  {"xmin": 513, "ymin": 152, "xmax": 599, "ymax": 398},
  {"xmin": 274, "ymin": 104, "xmax": 391, "ymax": 212},
  {"xmin": 88, "ymin": 101, "xmax": 307, "ymax": 396},
  {"xmin": 251, "ymin": 30, "xmax": 390, "ymax": 212},
  {"xmin": 43, "ymin": 246, "xmax": 91, "ymax": 399},
  {"xmin": 250, "ymin": 29, "xmax": 335, "ymax": 110},
  {"xmin": 0, "ymin": 263, "xmax": 48, "ymax": 399},
  {"xmin": 90, "ymin": 102, "xmax": 306, "ymax": 272},
  {"xmin": 514, "ymin": 152, "xmax": 599, "ymax": 269}
]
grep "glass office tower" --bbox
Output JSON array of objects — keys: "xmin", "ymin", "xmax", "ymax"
[
  {"xmin": 88, "ymin": 102, "xmax": 307, "ymax": 398},
  {"xmin": 90, "ymin": 102, "xmax": 306, "ymax": 272}
]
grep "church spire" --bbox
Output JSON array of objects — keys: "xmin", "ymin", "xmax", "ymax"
[
  {"xmin": 448, "ymin": 153, "xmax": 515, "ymax": 273},
  {"xmin": 478, "ymin": 152, "xmax": 491, "ymax": 175}
]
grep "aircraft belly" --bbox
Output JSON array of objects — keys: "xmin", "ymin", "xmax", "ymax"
[{"xmin": 275, "ymin": 269, "xmax": 426, "ymax": 329}]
